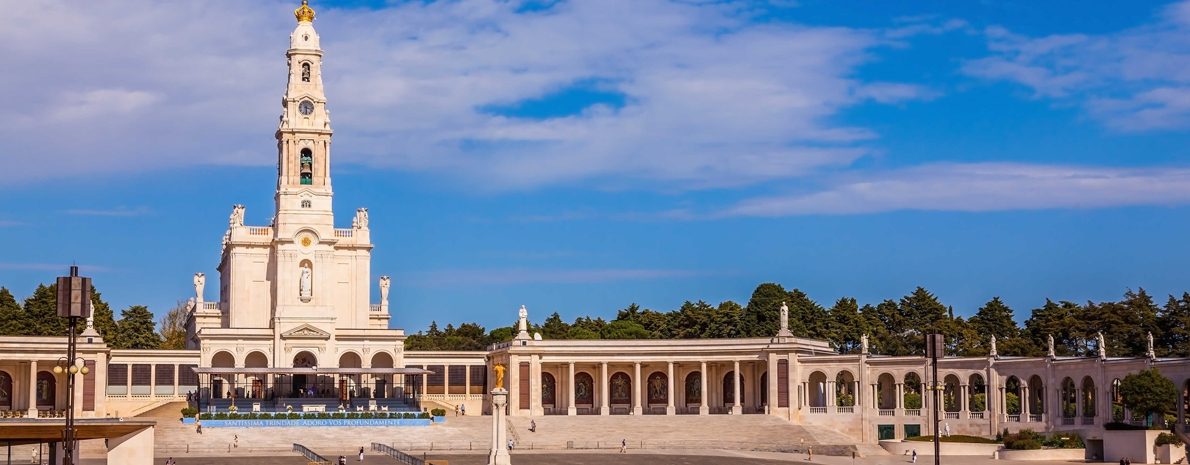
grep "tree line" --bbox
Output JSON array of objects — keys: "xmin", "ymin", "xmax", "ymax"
[
  {"xmin": 405, "ymin": 282, "xmax": 1190, "ymax": 358},
  {"xmin": 0, "ymin": 284, "xmax": 188, "ymax": 350}
]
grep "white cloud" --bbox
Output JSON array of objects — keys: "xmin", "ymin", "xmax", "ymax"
[
  {"xmin": 0, "ymin": 0, "xmax": 932, "ymax": 190},
  {"xmin": 962, "ymin": 2, "xmax": 1190, "ymax": 130},
  {"xmin": 716, "ymin": 163, "xmax": 1190, "ymax": 217},
  {"xmin": 63, "ymin": 206, "xmax": 152, "ymax": 217}
]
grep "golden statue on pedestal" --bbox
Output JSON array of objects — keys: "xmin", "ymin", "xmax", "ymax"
[{"xmin": 494, "ymin": 364, "xmax": 506, "ymax": 390}]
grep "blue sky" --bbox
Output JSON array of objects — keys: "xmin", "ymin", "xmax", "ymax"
[{"xmin": 3, "ymin": 0, "xmax": 1190, "ymax": 332}]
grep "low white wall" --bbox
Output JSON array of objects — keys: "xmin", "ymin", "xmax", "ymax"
[
  {"xmin": 879, "ymin": 440, "xmax": 1002, "ymax": 456},
  {"xmin": 994, "ymin": 448, "xmax": 1085, "ymax": 461},
  {"xmin": 108, "ymin": 425, "xmax": 154, "ymax": 465},
  {"xmin": 1157, "ymin": 444, "xmax": 1187, "ymax": 464},
  {"xmin": 1103, "ymin": 430, "xmax": 1160, "ymax": 464}
]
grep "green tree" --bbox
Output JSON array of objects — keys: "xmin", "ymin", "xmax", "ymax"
[
  {"xmin": 114, "ymin": 305, "xmax": 162, "ymax": 349},
  {"xmin": 90, "ymin": 285, "xmax": 118, "ymax": 342},
  {"xmin": 1023, "ymin": 299, "xmax": 1081, "ymax": 356},
  {"xmin": 541, "ymin": 312, "xmax": 569, "ymax": 340},
  {"xmin": 790, "ymin": 289, "xmax": 830, "ymax": 340},
  {"xmin": 742, "ymin": 283, "xmax": 791, "ymax": 338},
  {"xmin": 599, "ymin": 320, "xmax": 650, "ymax": 339},
  {"xmin": 1117, "ymin": 368, "xmax": 1177, "ymax": 425},
  {"xmin": 706, "ymin": 301, "xmax": 743, "ymax": 338},
  {"xmin": 22, "ymin": 283, "xmax": 68, "ymax": 336},
  {"xmin": 0, "ymin": 287, "xmax": 25, "ymax": 335},
  {"xmin": 566, "ymin": 326, "xmax": 600, "ymax": 339},
  {"xmin": 1160, "ymin": 293, "xmax": 1190, "ymax": 357},
  {"xmin": 158, "ymin": 300, "xmax": 189, "ymax": 350},
  {"xmin": 827, "ymin": 297, "xmax": 867, "ymax": 353},
  {"xmin": 969, "ymin": 297, "xmax": 1020, "ymax": 354}
]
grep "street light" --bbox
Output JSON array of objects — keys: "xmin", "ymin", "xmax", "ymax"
[{"xmin": 56, "ymin": 265, "xmax": 92, "ymax": 465}]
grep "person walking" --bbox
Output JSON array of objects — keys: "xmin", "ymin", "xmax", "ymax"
[
  {"xmin": 620, "ymin": 439, "xmax": 627, "ymax": 453},
  {"xmin": 507, "ymin": 439, "xmax": 514, "ymax": 451},
  {"xmin": 196, "ymin": 418, "xmax": 202, "ymax": 434},
  {"xmin": 455, "ymin": 405, "xmax": 459, "ymax": 416},
  {"xmin": 358, "ymin": 446, "xmax": 364, "ymax": 461},
  {"xmin": 911, "ymin": 449, "xmax": 917, "ymax": 463},
  {"xmin": 530, "ymin": 420, "xmax": 536, "ymax": 433},
  {"xmin": 461, "ymin": 404, "xmax": 466, "ymax": 416},
  {"xmin": 233, "ymin": 434, "xmax": 239, "ymax": 448},
  {"xmin": 808, "ymin": 446, "xmax": 813, "ymax": 461}
]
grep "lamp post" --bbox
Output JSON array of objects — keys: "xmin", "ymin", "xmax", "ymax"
[
  {"xmin": 56, "ymin": 265, "xmax": 92, "ymax": 465},
  {"xmin": 924, "ymin": 331, "xmax": 944, "ymax": 465}
]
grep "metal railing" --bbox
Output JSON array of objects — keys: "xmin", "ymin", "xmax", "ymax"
[
  {"xmin": 371, "ymin": 443, "xmax": 425, "ymax": 465},
  {"xmin": 293, "ymin": 444, "xmax": 330, "ymax": 465}
]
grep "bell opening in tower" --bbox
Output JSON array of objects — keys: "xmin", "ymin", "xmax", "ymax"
[{"xmin": 300, "ymin": 148, "xmax": 313, "ymax": 185}]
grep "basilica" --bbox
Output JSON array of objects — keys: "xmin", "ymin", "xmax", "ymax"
[{"xmin": 1, "ymin": 2, "xmax": 1189, "ymax": 461}]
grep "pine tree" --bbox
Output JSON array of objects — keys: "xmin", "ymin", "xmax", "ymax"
[
  {"xmin": 90, "ymin": 285, "xmax": 119, "ymax": 342},
  {"xmin": 23, "ymin": 283, "xmax": 67, "ymax": 336},
  {"xmin": 969, "ymin": 297, "xmax": 1020, "ymax": 355},
  {"xmin": 0, "ymin": 287, "xmax": 26, "ymax": 335},
  {"xmin": 114, "ymin": 305, "xmax": 161, "ymax": 349},
  {"xmin": 1160, "ymin": 293, "xmax": 1190, "ymax": 357},
  {"xmin": 827, "ymin": 297, "xmax": 866, "ymax": 353},
  {"xmin": 742, "ymin": 283, "xmax": 790, "ymax": 338},
  {"xmin": 541, "ymin": 312, "xmax": 569, "ymax": 340}
]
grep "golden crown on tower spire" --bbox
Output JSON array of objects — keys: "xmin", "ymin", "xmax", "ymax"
[{"xmin": 295, "ymin": 0, "xmax": 315, "ymax": 23}]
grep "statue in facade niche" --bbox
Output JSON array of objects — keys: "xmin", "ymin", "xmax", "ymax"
[
  {"xmin": 299, "ymin": 263, "xmax": 312, "ymax": 300},
  {"xmin": 379, "ymin": 276, "xmax": 390, "ymax": 306},
  {"xmin": 193, "ymin": 273, "xmax": 205, "ymax": 302}
]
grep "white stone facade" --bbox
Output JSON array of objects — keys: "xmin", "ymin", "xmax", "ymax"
[{"xmin": 182, "ymin": 8, "xmax": 405, "ymax": 374}]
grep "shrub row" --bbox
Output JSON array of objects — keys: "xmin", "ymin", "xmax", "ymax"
[
  {"xmin": 905, "ymin": 435, "xmax": 999, "ymax": 444},
  {"xmin": 196, "ymin": 411, "xmax": 431, "ymax": 420},
  {"xmin": 431, "ymin": 408, "xmax": 447, "ymax": 417},
  {"xmin": 998, "ymin": 429, "xmax": 1084, "ymax": 450}
]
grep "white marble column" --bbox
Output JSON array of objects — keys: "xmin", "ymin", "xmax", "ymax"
[
  {"xmin": 961, "ymin": 384, "xmax": 969, "ymax": 414},
  {"xmin": 731, "ymin": 360, "xmax": 741, "ymax": 414},
  {"xmin": 896, "ymin": 383, "xmax": 904, "ymax": 410},
  {"xmin": 699, "ymin": 361, "xmax": 708, "ymax": 415},
  {"xmin": 632, "ymin": 362, "xmax": 642, "ymax": 415},
  {"xmin": 600, "ymin": 362, "xmax": 609, "ymax": 415},
  {"xmin": 666, "ymin": 362, "xmax": 675, "ymax": 415},
  {"xmin": 28, "ymin": 360, "xmax": 38, "ymax": 417},
  {"xmin": 567, "ymin": 362, "xmax": 576, "ymax": 416},
  {"xmin": 1021, "ymin": 382, "xmax": 1030, "ymax": 417}
]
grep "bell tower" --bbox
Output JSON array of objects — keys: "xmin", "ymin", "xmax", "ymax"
[{"xmin": 275, "ymin": 0, "xmax": 334, "ymax": 239}]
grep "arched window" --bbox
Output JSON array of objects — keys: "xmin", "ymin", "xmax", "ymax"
[
  {"xmin": 300, "ymin": 148, "xmax": 313, "ymax": 185},
  {"xmin": 301, "ymin": 63, "xmax": 311, "ymax": 82},
  {"xmin": 301, "ymin": 200, "xmax": 311, "ymax": 208}
]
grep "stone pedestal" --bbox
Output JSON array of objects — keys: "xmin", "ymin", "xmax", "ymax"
[{"xmin": 489, "ymin": 388, "xmax": 511, "ymax": 465}]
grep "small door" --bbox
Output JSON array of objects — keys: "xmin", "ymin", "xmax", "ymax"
[{"xmin": 878, "ymin": 424, "xmax": 895, "ymax": 440}]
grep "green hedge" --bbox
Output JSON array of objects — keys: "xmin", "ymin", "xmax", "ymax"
[
  {"xmin": 180, "ymin": 407, "xmax": 197, "ymax": 418},
  {"xmin": 431, "ymin": 408, "xmax": 446, "ymax": 417},
  {"xmin": 1156, "ymin": 433, "xmax": 1185, "ymax": 447},
  {"xmin": 906, "ymin": 435, "xmax": 999, "ymax": 444}
]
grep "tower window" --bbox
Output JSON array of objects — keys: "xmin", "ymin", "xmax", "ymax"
[
  {"xmin": 300, "ymin": 148, "xmax": 313, "ymax": 185},
  {"xmin": 301, "ymin": 200, "xmax": 311, "ymax": 208},
  {"xmin": 301, "ymin": 63, "xmax": 311, "ymax": 82}
]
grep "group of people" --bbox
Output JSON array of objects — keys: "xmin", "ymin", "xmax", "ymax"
[
  {"xmin": 335, "ymin": 447, "xmax": 366, "ymax": 464},
  {"xmin": 453, "ymin": 404, "xmax": 466, "ymax": 415}
]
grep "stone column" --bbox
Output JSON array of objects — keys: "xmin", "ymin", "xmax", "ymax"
[
  {"xmin": 766, "ymin": 356, "xmax": 778, "ymax": 415},
  {"xmin": 731, "ymin": 360, "xmax": 741, "ymax": 414},
  {"xmin": 632, "ymin": 362, "xmax": 642, "ymax": 415},
  {"xmin": 600, "ymin": 362, "xmax": 609, "ymax": 416},
  {"xmin": 488, "ymin": 388, "xmax": 511, "ymax": 465},
  {"xmin": 666, "ymin": 362, "xmax": 675, "ymax": 415},
  {"xmin": 1076, "ymin": 388, "xmax": 1083, "ymax": 419},
  {"xmin": 28, "ymin": 360, "xmax": 38, "ymax": 417},
  {"xmin": 173, "ymin": 364, "xmax": 180, "ymax": 401},
  {"xmin": 1020, "ymin": 382, "xmax": 1030, "ymax": 418},
  {"xmin": 508, "ymin": 355, "xmax": 519, "ymax": 413},
  {"xmin": 530, "ymin": 355, "xmax": 542, "ymax": 416},
  {"xmin": 465, "ymin": 365, "xmax": 471, "ymax": 400},
  {"xmin": 567, "ymin": 362, "xmax": 576, "ymax": 416},
  {"xmin": 961, "ymin": 384, "xmax": 969, "ymax": 414},
  {"xmin": 896, "ymin": 383, "xmax": 904, "ymax": 410},
  {"xmin": 699, "ymin": 361, "xmax": 708, "ymax": 415}
]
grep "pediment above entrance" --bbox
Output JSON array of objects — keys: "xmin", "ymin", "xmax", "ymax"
[{"xmin": 281, "ymin": 324, "xmax": 331, "ymax": 340}]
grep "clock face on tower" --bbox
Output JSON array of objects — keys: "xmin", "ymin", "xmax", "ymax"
[{"xmin": 299, "ymin": 100, "xmax": 314, "ymax": 115}]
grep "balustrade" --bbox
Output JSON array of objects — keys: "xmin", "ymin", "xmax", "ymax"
[
  {"xmin": 1007, "ymin": 414, "xmax": 1021, "ymax": 422},
  {"xmin": 836, "ymin": 406, "xmax": 853, "ymax": 414},
  {"xmin": 968, "ymin": 412, "xmax": 984, "ymax": 419},
  {"xmin": 808, "ymin": 407, "xmax": 828, "ymax": 414},
  {"xmin": 879, "ymin": 409, "xmax": 895, "ymax": 416},
  {"xmin": 1028, "ymin": 414, "xmax": 1043, "ymax": 423},
  {"xmin": 335, "ymin": 229, "xmax": 354, "ymax": 238},
  {"xmin": 1082, "ymin": 417, "xmax": 1095, "ymax": 426},
  {"xmin": 904, "ymin": 409, "xmax": 921, "ymax": 416},
  {"xmin": 944, "ymin": 412, "xmax": 959, "ymax": 419}
]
